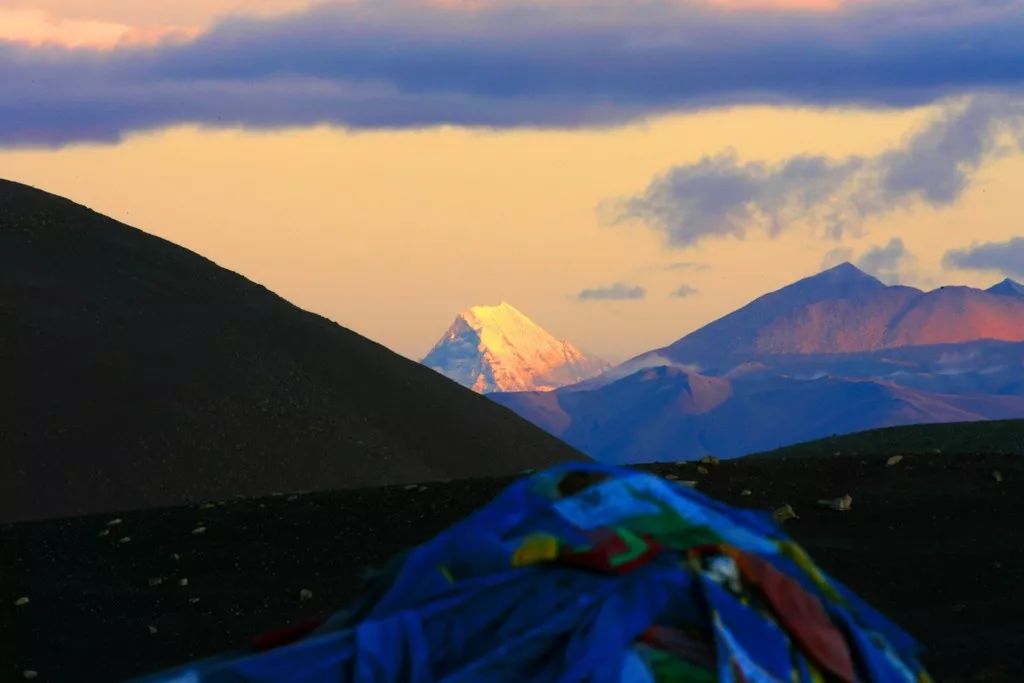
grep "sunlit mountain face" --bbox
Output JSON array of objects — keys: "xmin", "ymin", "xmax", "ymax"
[{"xmin": 422, "ymin": 302, "xmax": 609, "ymax": 393}]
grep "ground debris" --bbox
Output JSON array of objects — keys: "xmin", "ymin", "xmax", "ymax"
[
  {"xmin": 817, "ymin": 494, "xmax": 853, "ymax": 512},
  {"xmin": 14, "ymin": 596, "xmax": 30, "ymax": 607},
  {"xmin": 740, "ymin": 489, "xmax": 753, "ymax": 497},
  {"xmin": 772, "ymin": 505, "xmax": 798, "ymax": 523},
  {"xmin": 993, "ymin": 471, "xmax": 1004, "ymax": 483},
  {"xmin": 886, "ymin": 455, "xmax": 904, "ymax": 467},
  {"xmin": 699, "ymin": 455, "xmax": 720, "ymax": 466},
  {"xmin": 299, "ymin": 588, "xmax": 313, "ymax": 602}
]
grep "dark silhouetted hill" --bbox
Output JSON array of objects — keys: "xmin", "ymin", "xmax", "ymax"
[{"xmin": 0, "ymin": 179, "xmax": 582, "ymax": 522}]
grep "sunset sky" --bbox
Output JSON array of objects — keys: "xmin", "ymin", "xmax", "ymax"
[{"xmin": 3, "ymin": 0, "xmax": 1024, "ymax": 361}]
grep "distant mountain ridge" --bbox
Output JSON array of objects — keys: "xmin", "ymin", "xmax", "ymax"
[
  {"xmin": 647, "ymin": 263, "xmax": 1024, "ymax": 369},
  {"xmin": 0, "ymin": 179, "xmax": 582, "ymax": 522},
  {"xmin": 422, "ymin": 302, "xmax": 608, "ymax": 393},
  {"xmin": 492, "ymin": 263, "xmax": 1024, "ymax": 464},
  {"xmin": 494, "ymin": 350, "xmax": 1024, "ymax": 463}
]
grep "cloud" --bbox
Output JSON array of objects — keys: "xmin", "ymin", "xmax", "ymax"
[
  {"xmin": 0, "ymin": 8, "xmax": 196, "ymax": 49},
  {"xmin": 608, "ymin": 95, "xmax": 1024, "ymax": 246},
  {"xmin": 821, "ymin": 247, "xmax": 853, "ymax": 270},
  {"xmin": 943, "ymin": 237, "xmax": 1024, "ymax": 278},
  {"xmin": 670, "ymin": 284, "xmax": 699, "ymax": 298},
  {"xmin": 857, "ymin": 237, "xmax": 912, "ymax": 284},
  {"xmin": 577, "ymin": 282, "xmax": 646, "ymax": 301},
  {"xmin": 2, "ymin": 0, "xmax": 1024, "ymax": 145},
  {"xmin": 664, "ymin": 261, "xmax": 710, "ymax": 271}
]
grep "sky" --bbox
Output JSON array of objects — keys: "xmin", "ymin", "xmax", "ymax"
[{"xmin": 2, "ymin": 0, "xmax": 1024, "ymax": 362}]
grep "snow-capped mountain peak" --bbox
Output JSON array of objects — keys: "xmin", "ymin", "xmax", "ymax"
[{"xmin": 422, "ymin": 302, "xmax": 609, "ymax": 393}]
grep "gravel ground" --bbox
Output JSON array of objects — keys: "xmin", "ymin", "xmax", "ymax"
[{"xmin": 3, "ymin": 451, "xmax": 1023, "ymax": 681}]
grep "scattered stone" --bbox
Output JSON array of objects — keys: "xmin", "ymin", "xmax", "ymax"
[
  {"xmin": 23, "ymin": 671, "xmax": 38, "ymax": 680},
  {"xmin": 699, "ymin": 455, "xmax": 720, "ymax": 466},
  {"xmin": 97, "ymin": 529, "xmax": 110, "ymax": 538},
  {"xmin": 178, "ymin": 578, "xmax": 189, "ymax": 587},
  {"xmin": 171, "ymin": 553, "xmax": 180, "ymax": 562},
  {"xmin": 772, "ymin": 505, "xmax": 798, "ymax": 524},
  {"xmin": 118, "ymin": 536, "xmax": 131, "ymax": 544},
  {"xmin": 740, "ymin": 489, "xmax": 753, "ymax": 497},
  {"xmin": 520, "ymin": 468, "xmax": 536, "ymax": 475},
  {"xmin": 993, "ymin": 471, "xmax": 1004, "ymax": 483},
  {"xmin": 199, "ymin": 502, "xmax": 216, "ymax": 510},
  {"xmin": 817, "ymin": 494, "xmax": 853, "ymax": 512},
  {"xmin": 189, "ymin": 597, "xmax": 201, "ymax": 604},
  {"xmin": 148, "ymin": 577, "xmax": 164, "ymax": 587},
  {"xmin": 697, "ymin": 466, "xmax": 710, "ymax": 475},
  {"xmin": 191, "ymin": 526, "xmax": 207, "ymax": 535},
  {"xmin": 14, "ymin": 596, "xmax": 30, "ymax": 607},
  {"xmin": 106, "ymin": 518, "xmax": 122, "ymax": 526},
  {"xmin": 286, "ymin": 495, "xmax": 298, "ymax": 502},
  {"xmin": 417, "ymin": 486, "xmax": 429, "ymax": 492},
  {"xmin": 886, "ymin": 455, "xmax": 904, "ymax": 467},
  {"xmin": 679, "ymin": 481, "xmax": 699, "ymax": 488},
  {"xmin": 403, "ymin": 484, "xmax": 418, "ymax": 491},
  {"xmin": 148, "ymin": 625, "xmax": 158, "ymax": 634},
  {"xmin": 664, "ymin": 474, "xmax": 679, "ymax": 481},
  {"xmin": 299, "ymin": 588, "xmax": 313, "ymax": 602}
]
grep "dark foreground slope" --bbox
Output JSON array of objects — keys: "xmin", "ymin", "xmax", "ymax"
[
  {"xmin": 748, "ymin": 419, "xmax": 1024, "ymax": 459},
  {"xmin": 0, "ymin": 179, "xmax": 582, "ymax": 522},
  {"xmin": 3, "ymin": 441, "xmax": 1023, "ymax": 681}
]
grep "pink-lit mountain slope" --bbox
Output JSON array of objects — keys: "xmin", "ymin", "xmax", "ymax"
[
  {"xmin": 646, "ymin": 263, "xmax": 1024, "ymax": 368},
  {"xmin": 422, "ymin": 302, "xmax": 609, "ymax": 393}
]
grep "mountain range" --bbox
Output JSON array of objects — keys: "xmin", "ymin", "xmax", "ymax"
[
  {"xmin": 0, "ymin": 179, "xmax": 581, "ymax": 522},
  {"xmin": 489, "ymin": 263, "xmax": 1024, "ymax": 463},
  {"xmin": 422, "ymin": 301, "xmax": 607, "ymax": 392}
]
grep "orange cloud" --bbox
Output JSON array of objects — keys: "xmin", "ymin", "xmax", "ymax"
[{"xmin": 0, "ymin": 8, "xmax": 196, "ymax": 49}]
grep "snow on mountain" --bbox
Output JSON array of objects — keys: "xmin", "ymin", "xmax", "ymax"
[{"xmin": 422, "ymin": 302, "xmax": 609, "ymax": 393}]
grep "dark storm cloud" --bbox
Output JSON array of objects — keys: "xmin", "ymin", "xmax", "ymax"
[
  {"xmin": 3, "ymin": 0, "xmax": 1024, "ymax": 146},
  {"xmin": 944, "ymin": 237, "xmax": 1024, "ymax": 277}
]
